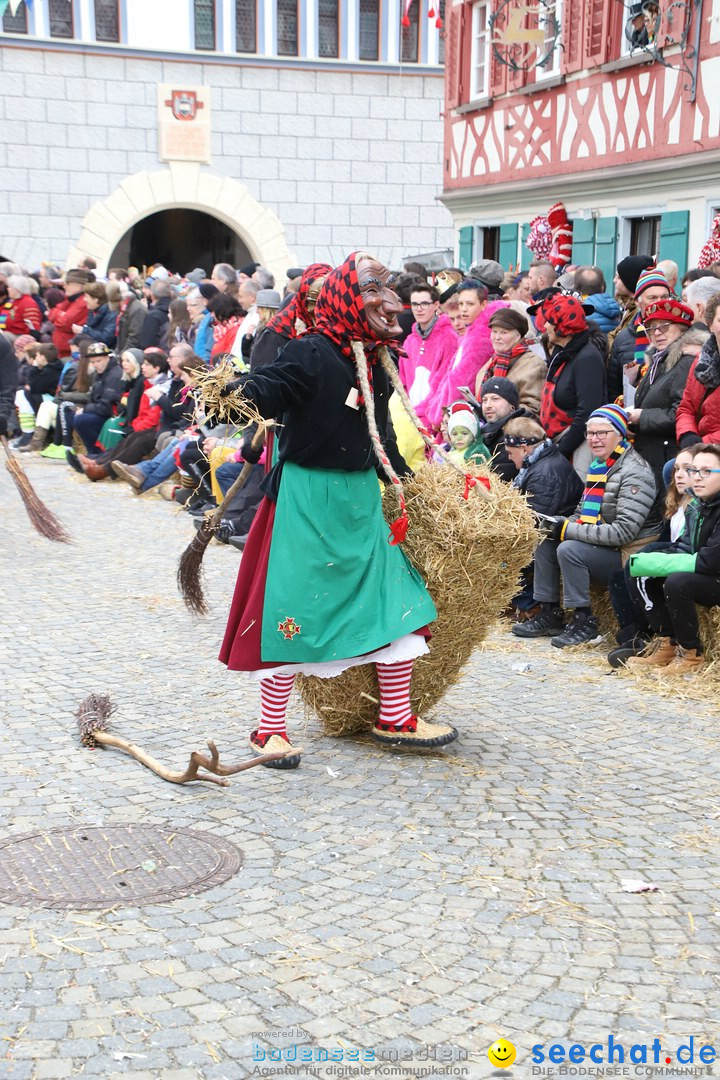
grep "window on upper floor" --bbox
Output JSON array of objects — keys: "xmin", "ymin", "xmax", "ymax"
[
  {"xmin": 49, "ymin": 0, "xmax": 74, "ymax": 38},
  {"xmin": 318, "ymin": 0, "xmax": 339, "ymax": 57},
  {"xmin": 401, "ymin": 0, "xmax": 419, "ymax": 62},
  {"xmin": 236, "ymin": 0, "xmax": 257, "ymax": 52},
  {"xmin": 470, "ymin": 0, "xmax": 490, "ymax": 99},
  {"xmin": 2, "ymin": 0, "xmax": 27, "ymax": 33},
  {"xmin": 194, "ymin": 0, "xmax": 216, "ymax": 50},
  {"xmin": 438, "ymin": 0, "xmax": 446, "ymax": 64},
  {"xmin": 277, "ymin": 0, "xmax": 298, "ymax": 56},
  {"xmin": 629, "ymin": 215, "xmax": 660, "ymax": 258},
  {"xmin": 535, "ymin": 0, "xmax": 563, "ymax": 79},
  {"xmin": 94, "ymin": 0, "xmax": 120, "ymax": 42},
  {"xmin": 359, "ymin": 0, "xmax": 379, "ymax": 60}
]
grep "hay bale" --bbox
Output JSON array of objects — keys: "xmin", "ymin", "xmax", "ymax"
[{"xmin": 297, "ymin": 463, "xmax": 539, "ymax": 736}]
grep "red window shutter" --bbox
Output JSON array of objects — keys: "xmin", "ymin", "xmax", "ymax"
[
  {"xmin": 446, "ymin": 3, "xmax": 472, "ymax": 108},
  {"xmin": 561, "ymin": 0, "xmax": 584, "ymax": 72},
  {"xmin": 582, "ymin": 0, "xmax": 610, "ymax": 66}
]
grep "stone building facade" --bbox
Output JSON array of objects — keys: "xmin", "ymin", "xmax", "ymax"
[{"xmin": 0, "ymin": 0, "xmax": 454, "ymax": 278}]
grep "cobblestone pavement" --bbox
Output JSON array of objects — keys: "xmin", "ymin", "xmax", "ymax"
[{"xmin": 1, "ymin": 457, "xmax": 719, "ymax": 1080}]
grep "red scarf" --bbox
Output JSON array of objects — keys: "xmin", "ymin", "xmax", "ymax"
[
  {"xmin": 267, "ymin": 261, "xmax": 333, "ymax": 339},
  {"xmin": 482, "ymin": 339, "xmax": 530, "ymax": 383}
]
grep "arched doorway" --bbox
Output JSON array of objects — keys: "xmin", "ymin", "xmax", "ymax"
[
  {"xmin": 67, "ymin": 165, "xmax": 296, "ymax": 283},
  {"xmin": 109, "ymin": 208, "xmax": 253, "ymax": 275}
]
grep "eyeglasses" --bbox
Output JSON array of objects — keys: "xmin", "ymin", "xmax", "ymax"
[
  {"xmin": 410, "ymin": 301, "xmax": 434, "ymax": 310},
  {"xmin": 648, "ymin": 322, "xmax": 673, "ymax": 335},
  {"xmin": 585, "ymin": 429, "xmax": 615, "ymax": 440},
  {"xmin": 685, "ymin": 467, "xmax": 720, "ymax": 479}
]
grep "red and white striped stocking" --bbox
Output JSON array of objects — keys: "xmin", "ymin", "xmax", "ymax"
[
  {"xmin": 376, "ymin": 659, "xmax": 414, "ymax": 728},
  {"xmin": 257, "ymin": 673, "xmax": 295, "ymax": 737}
]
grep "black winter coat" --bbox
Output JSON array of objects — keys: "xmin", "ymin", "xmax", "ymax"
[
  {"xmin": 545, "ymin": 330, "xmax": 607, "ymax": 458},
  {"xmin": 676, "ymin": 493, "xmax": 720, "ymax": 577},
  {"xmin": 632, "ymin": 327, "xmax": 708, "ymax": 485},
  {"xmin": 607, "ymin": 318, "xmax": 637, "ymax": 402},
  {"xmin": 157, "ymin": 378, "xmax": 195, "ymax": 434},
  {"xmin": 514, "ymin": 441, "xmax": 584, "ymax": 516},
  {"xmin": 82, "ymin": 304, "xmax": 117, "ymax": 347},
  {"xmin": 139, "ymin": 296, "xmax": 171, "ymax": 350},
  {"xmin": 85, "ymin": 357, "xmax": 123, "ymax": 418},
  {"xmin": 236, "ymin": 335, "xmax": 408, "ymax": 502},
  {"xmin": 250, "ymin": 326, "xmax": 290, "ymax": 371},
  {"xmin": 26, "ymin": 358, "xmax": 64, "ymax": 411},
  {"xmin": 0, "ymin": 335, "xmax": 18, "ymax": 425},
  {"xmin": 116, "ymin": 298, "xmax": 147, "ymax": 353}
]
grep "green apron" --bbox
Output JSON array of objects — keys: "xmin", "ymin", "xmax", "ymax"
[{"xmin": 261, "ymin": 463, "xmax": 436, "ymax": 664}]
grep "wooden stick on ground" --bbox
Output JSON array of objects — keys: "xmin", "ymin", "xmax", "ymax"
[
  {"xmin": 1, "ymin": 435, "xmax": 72, "ymax": 543},
  {"xmin": 75, "ymin": 693, "xmax": 296, "ymax": 785}
]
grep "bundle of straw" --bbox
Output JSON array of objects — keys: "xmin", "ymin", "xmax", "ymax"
[
  {"xmin": 297, "ymin": 463, "xmax": 539, "ymax": 736},
  {"xmin": 193, "ymin": 360, "xmax": 266, "ymax": 427},
  {"xmin": 2, "ymin": 436, "xmax": 71, "ymax": 543}
]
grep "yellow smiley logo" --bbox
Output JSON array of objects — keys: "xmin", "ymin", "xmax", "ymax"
[{"xmin": 488, "ymin": 1040, "xmax": 517, "ymax": 1068}]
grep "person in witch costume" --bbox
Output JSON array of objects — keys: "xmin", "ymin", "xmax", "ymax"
[{"xmin": 218, "ymin": 252, "xmax": 459, "ymax": 767}]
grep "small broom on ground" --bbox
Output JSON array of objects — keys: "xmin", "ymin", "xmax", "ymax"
[
  {"xmin": 178, "ymin": 423, "xmax": 267, "ymax": 616},
  {"xmin": 75, "ymin": 692, "xmax": 300, "ymax": 784},
  {"xmin": 2, "ymin": 435, "xmax": 72, "ymax": 543}
]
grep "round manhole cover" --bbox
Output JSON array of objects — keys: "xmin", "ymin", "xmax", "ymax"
[{"xmin": 0, "ymin": 825, "xmax": 243, "ymax": 910}]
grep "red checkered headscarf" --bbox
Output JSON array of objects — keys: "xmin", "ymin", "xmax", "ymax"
[
  {"xmin": 309, "ymin": 251, "xmax": 392, "ymax": 360},
  {"xmin": 267, "ymin": 262, "xmax": 333, "ymax": 339},
  {"xmin": 542, "ymin": 294, "xmax": 588, "ymax": 336}
]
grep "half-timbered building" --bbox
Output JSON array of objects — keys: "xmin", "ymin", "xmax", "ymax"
[{"xmin": 441, "ymin": 0, "xmax": 720, "ymax": 280}]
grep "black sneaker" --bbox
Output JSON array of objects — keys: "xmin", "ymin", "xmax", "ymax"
[
  {"xmin": 551, "ymin": 612, "xmax": 602, "ymax": 649},
  {"xmin": 10, "ymin": 431, "xmax": 33, "ymax": 449},
  {"xmin": 65, "ymin": 449, "xmax": 84, "ymax": 474},
  {"xmin": 512, "ymin": 606, "xmax": 565, "ymax": 638},
  {"xmin": 607, "ymin": 635, "xmax": 651, "ymax": 668}
]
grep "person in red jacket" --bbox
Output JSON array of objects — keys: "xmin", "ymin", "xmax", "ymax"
[
  {"xmin": 0, "ymin": 275, "xmax": 42, "ymax": 336},
  {"xmin": 48, "ymin": 269, "xmax": 92, "ymax": 357},
  {"xmin": 676, "ymin": 292, "xmax": 720, "ymax": 449}
]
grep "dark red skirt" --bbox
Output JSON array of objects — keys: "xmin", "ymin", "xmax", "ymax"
[{"xmin": 218, "ymin": 496, "xmax": 277, "ymax": 672}]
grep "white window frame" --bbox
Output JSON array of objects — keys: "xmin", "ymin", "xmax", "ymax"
[
  {"xmin": 535, "ymin": 0, "xmax": 563, "ymax": 79},
  {"xmin": 469, "ymin": 0, "xmax": 490, "ymax": 101}
]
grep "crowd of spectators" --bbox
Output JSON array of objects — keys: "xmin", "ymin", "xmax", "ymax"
[{"xmin": 2, "ymin": 248, "xmax": 720, "ymax": 675}]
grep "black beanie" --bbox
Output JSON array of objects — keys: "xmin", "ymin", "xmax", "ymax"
[
  {"xmin": 617, "ymin": 255, "xmax": 655, "ymax": 294},
  {"xmin": 198, "ymin": 282, "xmax": 219, "ymax": 301},
  {"xmin": 481, "ymin": 376, "xmax": 520, "ymax": 407}
]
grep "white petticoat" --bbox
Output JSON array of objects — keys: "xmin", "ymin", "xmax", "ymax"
[{"xmin": 246, "ymin": 632, "xmax": 429, "ymax": 682}]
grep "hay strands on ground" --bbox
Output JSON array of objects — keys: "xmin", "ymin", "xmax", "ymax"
[
  {"xmin": 193, "ymin": 360, "xmax": 266, "ymax": 427},
  {"xmin": 75, "ymin": 693, "xmax": 299, "ymax": 785},
  {"xmin": 177, "ymin": 424, "xmax": 267, "ymax": 616},
  {"xmin": 2, "ymin": 435, "xmax": 72, "ymax": 543}
]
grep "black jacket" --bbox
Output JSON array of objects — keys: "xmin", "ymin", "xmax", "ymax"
[
  {"xmin": 116, "ymin": 298, "xmax": 147, "ymax": 353},
  {"xmin": 632, "ymin": 327, "xmax": 707, "ymax": 485},
  {"xmin": 514, "ymin": 440, "xmax": 584, "ymax": 516},
  {"xmin": 157, "ymin": 378, "xmax": 195, "ymax": 434},
  {"xmin": 82, "ymin": 304, "xmax": 117, "ymax": 347},
  {"xmin": 678, "ymin": 494, "xmax": 720, "ymax": 577},
  {"xmin": 546, "ymin": 330, "xmax": 607, "ymax": 457},
  {"xmin": 26, "ymin": 358, "xmax": 64, "ymax": 411},
  {"xmin": 480, "ymin": 408, "xmax": 527, "ymax": 483},
  {"xmin": 236, "ymin": 335, "xmax": 408, "ymax": 501},
  {"xmin": 250, "ymin": 326, "xmax": 291, "ymax": 371},
  {"xmin": 0, "ymin": 335, "xmax": 18, "ymax": 423},
  {"xmin": 139, "ymin": 296, "xmax": 171, "ymax": 350},
  {"xmin": 122, "ymin": 374, "xmax": 146, "ymax": 427},
  {"xmin": 85, "ymin": 357, "xmax": 123, "ymax": 418}
]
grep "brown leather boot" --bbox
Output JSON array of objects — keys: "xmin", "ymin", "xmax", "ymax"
[
  {"xmin": 626, "ymin": 636, "xmax": 676, "ymax": 668},
  {"xmin": 18, "ymin": 426, "xmax": 48, "ymax": 452},
  {"xmin": 83, "ymin": 460, "xmax": 109, "ymax": 482},
  {"xmin": 665, "ymin": 646, "xmax": 705, "ymax": 674}
]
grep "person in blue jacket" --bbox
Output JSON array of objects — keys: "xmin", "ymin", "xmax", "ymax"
[
  {"xmin": 72, "ymin": 282, "xmax": 117, "ymax": 347},
  {"xmin": 575, "ymin": 266, "xmax": 621, "ymax": 335}
]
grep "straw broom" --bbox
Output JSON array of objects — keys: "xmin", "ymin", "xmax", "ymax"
[
  {"xmin": 177, "ymin": 423, "xmax": 267, "ymax": 616},
  {"xmin": 75, "ymin": 693, "xmax": 299, "ymax": 784},
  {"xmin": 1, "ymin": 435, "xmax": 71, "ymax": 543}
]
